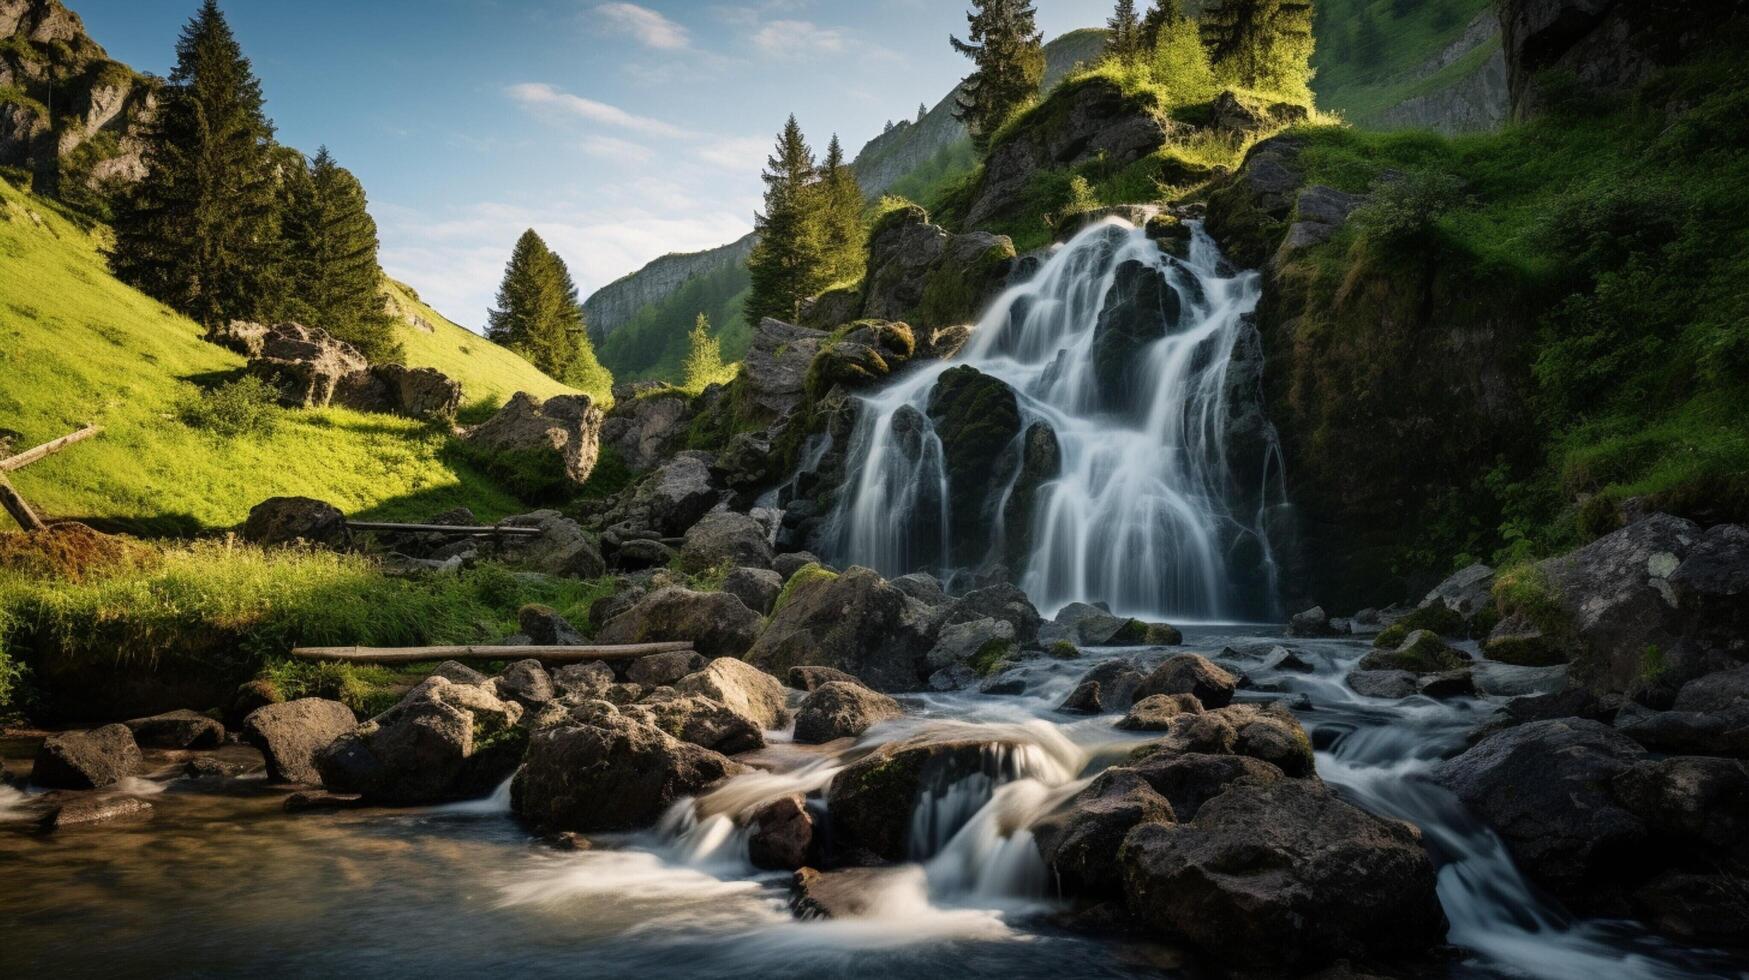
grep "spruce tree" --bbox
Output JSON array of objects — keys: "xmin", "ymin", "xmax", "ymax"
[
  {"xmin": 488, "ymin": 229, "xmax": 585, "ymax": 381},
  {"xmin": 112, "ymin": 0, "xmax": 281, "ymax": 329},
  {"xmin": 1199, "ymin": 0, "xmax": 1317, "ymax": 102},
  {"xmin": 681, "ymin": 313, "xmax": 727, "ymax": 393},
  {"xmin": 745, "ymin": 116, "xmax": 830, "ymax": 324},
  {"xmin": 1140, "ymin": 0, "xmax": 1184, "ymax": 49},
  {"xmin": 818, "ymin": 134, "xmax": 866, "ymax": 285},
  {"xmin": 950, "ymin": 0, "xmax": 1045, "ymax": 151},
  {"xmin": 917, "ymin": 102, "xmax": 929, "ymax": 123},
  {"xmin": 278, "ymin": 147, "xmax": 400, "ymax": 362},
  {"xmin": 1107, "ymin": 0, "xmax": 1143, "ymax": 63}
]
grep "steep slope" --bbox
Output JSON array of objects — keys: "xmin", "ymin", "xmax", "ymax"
[
  {"xmin": 0, "ymin": 177, "xmax": 565, "ymax": 533},
  {"xmin": 1310, "ymin": 0, "xmax": 1506, "ymax": 133},
  {"xmin": 383, "ymin": 278, "xmax": 585, "ymax": 416}
]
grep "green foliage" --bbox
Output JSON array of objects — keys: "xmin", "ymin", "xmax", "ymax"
[
  {"xmin": 746, "ymin": 116, "xmax": 832, "ymax": 324},
  {"xmin": 1200, "ymin": 0, "xmax": 1316, "ymax": 104},
  {"xmin": 818, "ymin": 134, "xmax": 867, "ymax": 285},
  {"xmin": 258, "ymin": 659, "xmax": 403, "ymax": 717},
  {"xmin": 382, "ymin": 278, "xmax": 588, "ymax": 409},
  {"xmin": 951, "ymin": 0, "xmax": 1046, "ymax": 151},
  {"xmin": 1309, "ymin": 0, "xmax": 1493, "ymax": 126},
  {"xmin": 1148, "ymin": 15, "xmax": 1221, "ymax": 106},
  {"xmin": 487, "ymin": 228, "xmax": 609, "ymax": 388},
  {"xmin": 1349, "ymin": 168, "xmax": 1466, "ymax": 246},
  {"xmin": 680, "ymin": 313, "xmax": 735, "ymax": 393},
  {"xmin": 1107, "ymin": 0, "xmax": 1144, "ymax": 63},
  {"xmin": 969, "ymin": 638, "xmax": 1016, "ymax": 676},
  {"xmin": 275, "ymin": 147, "xmax": 402, "ymax": 362},
  {"xmin": 599, "ymin": 258, "xmax": 751, "ymax": 383},
  {"xmin": 774, "ymin": 562, "xmax": 838, "ymax": 614},
  {"xmin": 178, "ymin": 374, "xmax": 281, "ymax": 438}
]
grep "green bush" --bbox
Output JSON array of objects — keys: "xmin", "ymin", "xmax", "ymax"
[{"xmin": 179, "ymin": 374, "xmax": 282, "ymax": 439}]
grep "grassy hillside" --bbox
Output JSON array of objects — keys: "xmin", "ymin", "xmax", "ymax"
[
  {"xmin": 0, "ymin": 176, "xmax": 571, "ymax": 533},
  {"xmin": 1311, "ymin": 0, "xmax": 1495, "ymax": 125},
  {"xmin": 597, "ymin": 260, "xmax": 753, "ymax": 384}
]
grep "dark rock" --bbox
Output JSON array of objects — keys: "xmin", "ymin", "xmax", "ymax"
[
  {"xmin": 862, "ymin": 205, "xmax": 1015, "ymax": 329},
  {"xmin": 826, "ymin": 738, "xmax": 1012, "ymax": 861},
  {"xmin": 773, "ymin": 552, "xmax": 825, "ymax": 582},
  {"xmin": 1357, "ymin": 630, "xmax": 1468, "ymax": 673},
  {"xmin": 1669, "ymin": 523, "xmax": 1749, "ymax": 663},
  {"xmin": 626, "ymin": 650, "xmax": 708, "ymax": 688},
  {"xmin": 721, "ymin": 566, "xmax": 783, "ymax": 615},
  {"xmin": 596, "ymin": 587, "xmax": 763, "ymax": 660},
  {"xmin": 1091, "ymin": 260, "xmax": 1179, "ymax": 411},
  {"xmin": 1120, "ymin": 780, "xmax": 1446, "ymax": 969},
  {"xmin": 1287, "ymin": 605, "xmax": 1342, "ymax": 637},
  {"xmin": 889, "ymin": 571, "xmax": 950, "ymax": 606},
  {"xmin": 1416, "ymin": 669, "xmax": 1476, "ymax": 699},
  {"xmin": 31, "ymin": 725, "xmax": 142, "ymax": 789},
  {"xmin": 316, "ymin": 678, "xmax": 524, "ymax": 805},
  {"xmin": 124, "ymin": 709, "xmax": 224, "ymax": 749},
  {"xmin": 626, "ymin": 695, "xmax": 765, "ymax": 754},
  {"xmin": 1612, "ymin": 755, "xmax": 1749, "ymax": 860},
  {"xmin": 1034, "ymin": 769, "xmax": 1175, "ymax": 897},
  {"xmin": 748, "ymin": 795, "xmax": 814, "ymax": 870},
  {"xmin": 494, "ymin": 511, "xmax": 606, "ymax": 579},
  {"xmin": 790, "ymin": 867, "xmax": 906, "ymax": 920},
  {"xmin": 1346, "ymin": 669, "xmax": 1418, "ymax": 700},
  {"xmin": 1133, "ymin": 654, "xmax": 1238, "ymax": 708},
  {"xmin": 461, "ymin": 391, "xmax": 604, "ymax": 487},
  {"xmin": 494, "ymin": 659, "xmax": 555, "ymax": 707},
  {"xmin": 1633, "ymin": 870, "xmax": 1749, "ymax": 944},
  {"xmin": 283, "ymin": 791, "xmax": 367, "ymax": 813},
  {"xmin": 1127, "ymin": 751, "xmax": 1286, "ymax": 821},
  {"xmin": 552, "ymin": 661, "xmax": 615, "ymax": 700},
  {"xmin": 600, "ymin": 386, "xmax": 693, "ymax": 470},
  {"xmin": 793, "ymin": 681, "xmax": 903, "ymax": 744},
  {"xmin": 1116, "ymin": 693, "xmax": 1204, "ymax": 731},
  {"xmin": 1484, "ymin": 610, "xmax": 1568, "ymax": 666},
  {"xmin": 242, "ymin": 496, "xmax": 348, "ymax": 548},
  {"xmin": 511, "ymin": 715, "xmax": 747, "ymax": 832},
  {"xmin": 786, "ymin": 665, "xmax": 861, "ymax": 692},
  {"xmin": 927, "ymin": 367, "xmax": 1022, "ymax": 554},
  {"xmin": 747, "ymin": 566, "xmax": 935, "ymax": 692},
  {"xmin": 518, "ymin": 606, "xmax": 584, "ymax": 646},
  {"xmin": 924, "ymin": 617, "xmax": 1016, "ymax": 673},
  {"xmin": 242, "ymin": 698, "xmax": 357, "ymax": 785},
  {"xmin": 674, "ymin": 657, "xmax": 790, "ymax": 730},
  {"xmin": 947, "ymin": 582, "xmax": 1043, "ymax": 645},
  {"xmin": 1057, "ymin": 680, "xmax": 1106, "ymax": 714}
]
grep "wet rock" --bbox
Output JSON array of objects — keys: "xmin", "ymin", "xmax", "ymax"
[
  {"xmin": 242, "ymin": 496, "xmax": 349, "ymax": 549},
  {"xmin": 1435, "ymin": 718, "xmax": 1648, "ymax": 906},
  {"xmin": 626, "ymin": 650, "xmax": 707, "ymax": 688},
  {"xmin": 747, "ymin": 566, "xmax": 935, "ymax": 692},
  {"xmin": 1120, "ymin": 780, "xmax": 1446, "ymax": 969},
  {"xmin": 674, "ymin": 657, "xmax": 790, "ymax": 731},
  {"xmin": 1127, "ymin": 752, "xmax": 1286, "ymax": 821},
  {"xmin": 1057, "ymin": 680, "xmax": 1106, "ymax": 715},
  {"xmin": 242, "ymin": 698, "xmax": 358, "ymax": 785},
  {"xmin": 1632, "ymin": 871, "xmax": 1749, "ymax": 944},
  {"xmin": 679, "ymin": 511, "xmax": 775, "ymax": 573},
  {"xmin": 1133, "ymin": 654, "xmax": 1238, "ymax": 708},
  {"xmin": 786, "ymin": 665, "xmax": 861, "ymax": 692},
  {"xmin": 950, "ymin": 584, "xmax": 1044, "ymax": 647},
  {"xmin": 826, "ymin": 739, "xmax": 1011, "ymax": 861},
  {"xmin": 31, "ymin": 725, "xmax": 142, "ymax": 789},
  {"xmin": 595, "ymin": 587, "xmax": 763, "ymax": 660},
  {"xmin": 283, "ymin": 791, "xmax": 366, "ymax": 813},
  {"xmin": 1612, "ymin": 755, "xmax": 1749, "ymax": 861},
  {"xmin": 41, "ymin": 795, "xmax": 154, "ymax": 831},
  {"xmin": 889, "ymin": 572, "xmax": 950, "ymax": 607},
  {"xmin": 1346, "ymin": 669, "xmax": 1420, "ymax": 700},
  {"xmin": 748, "ymin": 794, "xmax": 814, "ymax": 871},
  {"xmin": 462, "ymin": 391, "xmax": 604, "ymax": 487},
  {"xmin": 124, "ymin": 709, "xmax": 224, "ymax": 749},
  {"xmin": 512, "ymin": 715, "xmax": 747, "ymax": 832},
  {"xmin": 1669, "ymin": 523, "xmax": 1749, "ymax": 660},
  {"xmin": 552, "ymin": 661, "xmax": 615, "ymax": 700},
  {"xmin": 927, "ymin": 664, "xmax": 978, "ymax": 692},
  {"xmin": 182, "ymin": 757, "xmax": 254, "ymax": 781},
  {"xmin": 316, "ymin": 678, "xmax": 525, "ymax": 805},
  {"xmin": 1091, "ymin": 260, "xmax": 1179, "ymax": 408},
  {"xmin": 1134, "ymin": 703, "xmax": 1316, "ymax": 778},
  {"xmin": 1287, "ymin": 605, "xmax": 1342, "ymax": 637},
  {"xmin": 721, "ymin": 566, "xmax": 783, "ymax": 615},
  {"xmin": 924, "ymin": 617, "xmax": 1016, "ymax": 673},
  {"xmin": 793, "ymin": 681, "xmax": 903, "ymax": 744},
  {"xmin": 517, "ymin": 605, "xmax": 584, "ymax": 646},
  {"xmin": 1034, "ymin": 769, "xmax": 1175, "ymax": 897},
  {"xmin": 790, "ymin": 867, "xmax": 908, "ymax": 920},
  {"xmin": 1357, "ymin": 630, "xmax": 1468, "ymax": 674},
  {"xmin": 927, "ymin": 367, "xmax": 1022, "ymax": 552},
  {"xmin": 1416, "ymin": 669, "xmax": 1476, "ymax": 699},
  {"xmin": 1116, "ymin": 693, "xmax": 1205, "ymax": 731},
  {"xmin": 1062, "ymin": 659, "xmax": 1147, "ymax": 713},
  {"xmin": 632, "ymin": 695, "xmax": 765, "ymax": 754},
  {"xmin": 493, "ymin": 659, "xmax": 555, "ymax": 708}
]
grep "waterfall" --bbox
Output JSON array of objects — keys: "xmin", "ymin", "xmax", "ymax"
[{"xmin": 818, "ymin": 217, "xmax": 1285, "ymax": 621}]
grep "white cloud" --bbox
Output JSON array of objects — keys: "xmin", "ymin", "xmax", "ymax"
[
  {"xmin": 580, "ymin": 135, "xmax": 655, "ymax": 163},
  {"xmin": 696, "ymin": 136, "xmax": 770, "ymax": 172},
  {"xmin": 750, "ymin": 19, "xmax": 847, "ymax": 55},
  {"xmin": 594, "ymin": 3, "xmax": 690, "ymax": 50},
  {"xmin": 506, "ymin": 82, "xmax": 690, "ymax": 139}
]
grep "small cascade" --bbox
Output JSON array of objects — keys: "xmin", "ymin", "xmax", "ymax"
[{"xmin": 816, "ymin": 218, "xmax": 1287, "ymax": 621}]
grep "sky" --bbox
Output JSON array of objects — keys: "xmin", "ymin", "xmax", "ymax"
[{"xmin": 72, "ymin": 0, "xmax": 1114, "ymax": 330}]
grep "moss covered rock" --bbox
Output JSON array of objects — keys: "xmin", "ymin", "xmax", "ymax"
[
  {"xmin": 1358, "ymin": 630, "xmax": 1469, "ymax": 674},
  {"xmin": 926, "ymin": 366, "xmax": 1022, "ymax": 553}
]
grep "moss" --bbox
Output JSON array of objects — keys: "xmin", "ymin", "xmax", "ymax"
[
  {"xmin": 1639, "ymin": 644, "xmax": 1669, "ymax": 683},
  {"xmin": 1047, "ymin": 641, "xmax": 1080, "ymax": 660},
  {"xmin": 917, "ymin": 240, "xmax": 1016, "ymax": 328},
  {"xmin": 773, "ymin": 562, "xmax": 837, "ymax": 615},
  {"xmin": 1371, "ymin": 604, "xmax": 1466, "ymax": 647},
  {"xmin": 1111, "ymin": 619, "xmax": 1183, "ymax": 646},
  {"xmin": 1359, "ymin": 630, "xmax": 1467, "ymax": 672},
  {"xmin": 969, "ymin": 639, "xmax": 1015, "ymax": 677}
]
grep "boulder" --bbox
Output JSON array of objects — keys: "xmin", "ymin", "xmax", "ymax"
[
  {"xmin": 923, "ymin": 617, "xmax": 1016, "ymax": 673},
  {"xmin": 596, "ymin": 451, "xmax": 722, "ymax": 542},
  {"xmin": 626, "ymin": 694, "xmax": 765, "ymax": 754},
  {"xmin": 786, "ymin": 665, "xmax": 862, "ymax": 691},
  {"xmin": 805, "ymin": 320, "xmax": 917, "ymax": 398},
  {"xmin": 1210, "ymin": 88, "xmax": 1308, "ymax": 136},
  {"xmin": 334, "ymin": 364, "xmax": 463, "ymax": 421},
  {"xmin": 1120, "ymin": 780, "xmax": 1446, "ymax": 969},
  {"xmin": 773, "ymin": 552, "xmax": 826, "ymax": 582},
  {"xmin": 947, "ymin": 582, "xmax": 1043, "ymax": 645},
  {"xmin": 517, "ymin": 605, "xmax": 585, "ymax": 646},
  {"xmin": 861, "ymin": 205, "xmax": 1016, "ymax": 329},
  {"xmin": 242, "ymin": 698, "xmax": 357, "ymax": 785},
  {"xmin": 1126, "ymin": 751, "xmax": 1287, "ymax": 821},
  {"xmin": 826, "ymin": 738, "xmax": 1008, "ymax": 861},
  {"xmin": 1133, "ymin": 654, "xmax": 1238, "ymax": 708},
  {"xmin": 679, "ymin": 511, "xmax": 775, "ymax": 573},
  {"xmin": 1059, "ymin": 659, "xmax": 1147, "ymax": 714},
  {"xmin": 1435, "ymin": 718, "xmax": 1648, "ymax": 905},
  {"xmin": 1057, "ymin": 680, "xmax": 1106, "ymax": 714},
  {"xmin": 1419, "ymin": 562, "xmax": 1496, "ymax": 624},
  {"xmin": 1346, "ymin": 669, "xmax": 1419, "ymax": 699},
  {"xmin": 1612, "ymin": 755, "xmax": 1749, "ymax": 860},
  {"xmin": 30, "ymin": 724, "xmax": 142, "ymax": 789},
  {"xmin": 595, "ymin": 587, "xmax": 763, "ymax": 659},
  {"xmin": 552, "ymin": 661, "xmax": 616, "ymax": 700},
  {"xmin": 1483, "ymin": 611, "xmax": 1568, "ymax": 666},
  {"xmin": 511, "ymin": 715, "xmax": 746, "ymax": 832},
  {"xmin": 1497, "ymin": 0, "xmax": 1730, "ymax": 120},
  {"xmin": 600, "ymin": 386, "xmax": 693, "ymax": 470},
  {"xmin": 241, "ymin": 496, "xmax": 348, "ymax": 548},
  {"xmin": 1033, "ymin": 768, "xmax": 1175, "ymax": 897},
  {"xmin": 1357, "ymin": 630, "xmax": 1468, "ymax": 673},
  {"xmin": 244, "ymin": 321, "xmax": 369, "ymax": 408},
  {"xmin": 41, "ymin": 796, "xmax": 154, "ymax": 831},
  {"xmin": 748, "ymin": 794, "xmax": 815, "ymax": 871},
  {"xmin": 1669, "ymin": 523, "xmax": 1749, "ymax": 664},
  {"xmin": 462, "ymin": 391, "xmax": 605, "ymax": 487},
  {"xmin": 1287, "ymin": 605, "xmax": 1341, "ymax": 637},
  {"xmin": 721, "ymin": 566, "xmax": 783, "ymax": 615},
  {"xmin": 793, "ymin": 681, "xmax": 903, "ymax": 744},
  {"xmin": 494, "ymin": 510, "xmax": 605, "ymax": 579},
  {"xmin": 316, "ymin": 677, "xmax": 525, "ymax": 805},
  {"xmin": 1633, "ymin": 870, "xmax": 1749, "ymax": 944},
  {"xmin": 741, "ymin": 318, "xmax": 828, "ymax": 419},
  {"xmin": 494, "ymin": 659, "xmax": 555, "ymax": 708},
  {"xmin": 626, "ymin": 650, "xmax": 708, "ymax": 688},
  {"xmin": 674, "ymin": 657, "xmax": 790, "ymax": 730},
  {"xmin": 1116, "ymin": 693, "xmax": 1205, "ymax": 731},
  {"xmin": 124, "ymin": 709, "xmax": 224, "ymax": 749},
  {"xmin": 1277, "ymin": 184, "xmax": 1364, "ymax": 259},
  {"xmin": 746, "ymin": 566, "xmax": 935, "ymax": 692}
]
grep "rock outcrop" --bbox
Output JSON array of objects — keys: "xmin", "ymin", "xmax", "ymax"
[
  {"xmin": 242, "ymin": 698, "xmax": 356, "ymax": 785},
  {"xmin": 860, "ymin": 205, "xmax": 1015, "ymax": 331},
  {"xmin": 316, "ymin": 676, "xmax": 525, "ymax": 805},
  {"xmin": 30, "ymin": 724, "xmax": 141, "ymax": 789},
  {"xmin": 511, "ymin": 714, "xmax": 745, "ymax": 832},
  {"xmin": 462, "ymin": 391, "xmax": 604, "ymax": 488},
  {"xmin": 746, "ymin": 566, "xmax": 936, "ymax": 692}
]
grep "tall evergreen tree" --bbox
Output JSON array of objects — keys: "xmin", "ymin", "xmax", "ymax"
[
  {"xmin": 487, "ymin": 229, "xmax": 585, "ymax": 380},
  {"xmin": 278, "ymin": 147, "xmax": 400, "ymax": 361},
  {"xmin": 818, "ymin": 134, "xmax": 866, "ymax": 285},
  {"xmin": 112, "ymin": 0, "xmax": 280, "ymax": 329},
  {"xmin": 1107, "ymin": 0, "xmax": 1143, "ymax": 62},
  {"xmin": 681, "ymin": 313, "xmax": 727, "ymax": 393},
  {"xmin": 1140, "ymin": 0, "xmax": 1184, "ymax": 49},
  {"xmin": 917, "ymin": 102, "xmax": 930, "ymax": 123},
  {"xmin": 950, "ymin": 0, "xmax": 1045, "ymax": 151},
  {"xmin": 1199, "ymin": 0, "xmax": 1317, "ymax": 102},
  {"xmin": 745, "ymin": 116, "xmax": 830, "ymax": 324}
]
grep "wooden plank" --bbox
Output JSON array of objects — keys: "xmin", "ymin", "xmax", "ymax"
[
  {"xmin": 0, "ymin": 424, "xmax": 102, "ymax": 473},
  {"xmin": 290, "ymin": 642, "xmax": 695, "ymax": 664},
  {"xmin": 345, "ymin": 521, "xmax": 544, "ymax": 537},
  {"xmin": 0, "ymin": 471, "xmax": 45, "ymax": 532}
]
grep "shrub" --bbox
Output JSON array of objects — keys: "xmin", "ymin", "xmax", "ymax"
[
  {"xmin": 1350, "ymin": 168, "xmax": 1465, "ymax": 246},
  {"xmin": 179, "ymin": 374, "xmax": 281, "ymax": 438}
]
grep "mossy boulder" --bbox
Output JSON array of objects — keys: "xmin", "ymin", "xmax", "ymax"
[
  {"xmin": 926, "ymin": 366, "xmax": 1022, "ymax": 553},
  {"xmin": 862, "ymin": 204, "xmax": 1015, "ymax": 331},
  {"xmin": 826, "ymin": 738, "xmax": 1017, "ymax": 861},
  {"xmin": 803, "ymin": 320, "xmax": 916, "ymax": 402},
  {"xmin": 1358, "ymin": 630, "xmax": 1469, "ymax": 674},
  {"xmin": 1091, "ymin": 259, "xmax": 1181, "ymax": 413}
]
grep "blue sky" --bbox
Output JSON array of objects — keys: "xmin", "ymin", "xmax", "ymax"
[{"xmin": 72, "ymin": 0, "xmax": 1113, "ymax": 329}]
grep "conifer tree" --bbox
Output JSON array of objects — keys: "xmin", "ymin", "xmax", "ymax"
[
  {"xmin": 1199, "ymin": 0, "xmax": 1317, "ymax": 102},
  {"xmin": 112, "ymin": 0, "xmax": 280, "ymax": 328},
  {"xmin": 950, "ymin": 0, "xmax": 1045, "ymax": 151},
  {"xmin": 681, "ymin": 313, "xmax": 727, "ymax": 393},
  {"xmin": 278, "ymin": 147, "xmax": 401, "ymax": 361},
  {"xmin": 1140, "ymin": 0, "xmax": 1184, "ymax": 49},
  {"xmin": 917, "ymin": 102, "xmax": 929, "ymax": 123},
  {"xmin": 1107, "ymin": 0, "xmax": 1143, "ymax": 63},
  {"xmin": 745, "ymin": 116, "xmax": 830, "ymax": 324},
  {"xmin": 488, "ymin": 229, "xmax": 586, "ymax": 381},
  {"xmin": 1354, "ymin": 5, "xmax": 1385, "ymax": 68},
  {"xmin": 818, "ymin": 133, "xmax": 866, "ymax": 285}
]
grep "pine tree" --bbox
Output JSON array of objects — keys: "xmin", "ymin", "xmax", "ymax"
[
  {"xmin": 1139, "ymin": 0, "xmax": 1184, "ymax": 49},
  {"xmin": 917, "ymin": 102, "xmax": 929, "ymax": 123},
  {"xmin": 112, "ymin": 0, "xmax": 281, "ymax": 329},
  {"xmin": 1355, "ymin": 5, "xmax": 1386, "ymax": 68},
  {"xmin": 1107, "ymin": 0, "xmax": 1143, "ymax": 63},
  {"xmin": 277, "ymin": 147, "xmax": 401, "ymax": 361},
  {"xmin": 745, "ymin": 115, "xmax": 830, "ymax": 324},
  {"xmin": 681, "ymin": 313, "xmax": 727, "ymax": 392},
  {"xmin": 1199, "ymin": 0, "xmax": 1317, "ymax": 103},
  {"xmin": 1150, "ymin": 14, "xmax": 1220, "ymax": 106},
  {"xmin": 950, "ymin": 0, "xmax": 1045, "ymax": 151},
  {"xmin": 818, "ymin": 133, "xmax": 866, "ymax": 285},
  {"xmin": 488, "ymin": 229, "xmax": 586, "ymax": 380}
]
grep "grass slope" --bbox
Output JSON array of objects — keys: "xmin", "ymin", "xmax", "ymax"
[
  {"xmin": 0, "ymin": 178, "xmax": 565, "ymax": 533},
  {"xmin": 1311, "ymin": 0, "xmax": 1495, "ymax": 126}
]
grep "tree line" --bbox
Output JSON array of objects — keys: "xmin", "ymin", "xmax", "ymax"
[{"xmin": 743, "ymin": 119, "xmax": 865, "ymax": 327}]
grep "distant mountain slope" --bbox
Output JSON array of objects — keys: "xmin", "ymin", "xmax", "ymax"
[
  {"xmin": 383, "ymin": 278, "xmax": 582, "ymax": 413},
  {"xmin": 583, "ymin": 29, "xmax": 1110, "ymax": 384},
  {"xmin": 0, "ymin": 176, "xmax": 568, "ymax": 533},
  {"xmin": 1311, "ymin": 0, "xmax": 1506, "ymax": 133}
]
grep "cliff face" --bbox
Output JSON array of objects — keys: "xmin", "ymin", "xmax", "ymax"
[
  {"xmin": 1373, "ymin": 12, "xmax": 1509, "ymax": 134},
  {"xmin": 582, "ymin": 233, "xmax": 755, "ymax": 346},
  {"xmin": 0, "ymin": 0, "xmax": 156, "ymax": 204}
]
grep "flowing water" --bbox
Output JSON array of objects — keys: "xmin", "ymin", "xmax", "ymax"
[{"xmin": 818, "ymin": 219, "xmax": 1286, "ymax": 621}]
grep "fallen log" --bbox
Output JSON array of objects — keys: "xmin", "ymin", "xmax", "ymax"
[
  {"xmin": 290, "ymin": 642, "xmax": 695, "ymax": 664},
  {"xmin": 345, "ymin": 521, "xmax": 544, "ymax": 537},
  {"xmin": 0, "ymin": 471, "xmax": 45, "ymax": 532},
  {"xmin": 0, "ymin": 424, "xmax": 103, "ymax": 473}
]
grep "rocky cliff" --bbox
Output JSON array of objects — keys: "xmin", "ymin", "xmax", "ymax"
[
  {"xmin": 582, "ymin": 232, "xmax": 755, "ymax": 346},
  {"xmin": 1372, "ymin": 11, "xmax": 1508, "ymax": 134},
  {"xmin": 0, "ymin": 0, "xmax": 155, "ymax": 206}
]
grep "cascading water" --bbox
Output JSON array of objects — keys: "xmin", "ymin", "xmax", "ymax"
[{"xmin": 818, "ymin": 217, "xmax": 1286, "ymax": 621}]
